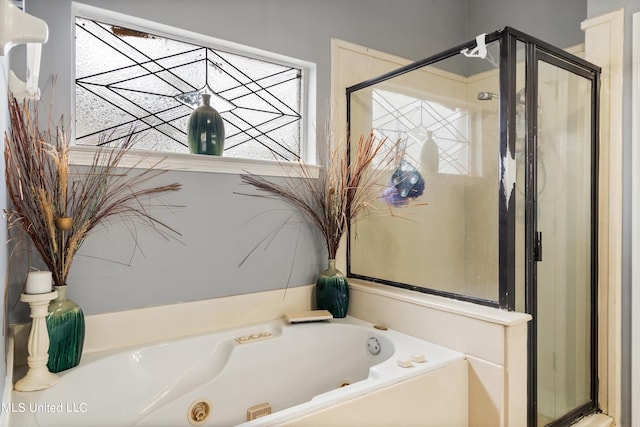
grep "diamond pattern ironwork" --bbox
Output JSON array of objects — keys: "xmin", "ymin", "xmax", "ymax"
[{"xmin": 75, "ymin": 18, "xmax": 302, "ymax": 161}]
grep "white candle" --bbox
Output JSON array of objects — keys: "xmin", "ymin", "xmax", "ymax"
[{"xmin": 25, "ymin": 271, "xmax": 52, "ymax": 294}]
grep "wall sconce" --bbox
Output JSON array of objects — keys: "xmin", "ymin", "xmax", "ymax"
[{"xmin": 1, "ymin": 0, "xmax": 49, "ymax": 100}]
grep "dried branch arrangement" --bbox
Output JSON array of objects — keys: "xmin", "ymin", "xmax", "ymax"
[
  {"xmin": 240, "ymin": 131, "xmax": 400, "ymax": 259},
  {"xmin": 4, "ymin": 96, "xmax": 182, "ymax": 287}
]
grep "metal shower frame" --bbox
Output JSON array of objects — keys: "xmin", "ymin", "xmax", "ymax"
[{"xmin": 346, "ymin": 26, "xmax": 601, "ymax": 427}]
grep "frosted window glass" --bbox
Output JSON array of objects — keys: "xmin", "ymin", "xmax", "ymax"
[{"xmin": 75, "ymin": 17, "xmax": 302, "ymax": 161}]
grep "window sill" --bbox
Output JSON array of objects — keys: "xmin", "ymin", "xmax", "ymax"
[{"xmin": 68, "ymin": 146, "xmax": 321, "ymax": 178}]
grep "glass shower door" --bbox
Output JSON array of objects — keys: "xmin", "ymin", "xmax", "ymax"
[{"xmin": 534, "ymin": 57, "xmax": 595, "ymax": 426}]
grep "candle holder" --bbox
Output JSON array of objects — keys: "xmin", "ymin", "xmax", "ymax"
[
  {"xmin": 25, "ymin": 270, "xmax": 52, "ymax": 294},
  {"xmin": 14, "ymin": 290, "xmax": 59, "ymax": 392}
]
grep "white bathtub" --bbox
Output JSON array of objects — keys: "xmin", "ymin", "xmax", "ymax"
[{"xmin": 21, "ymin": 317, "xmax": 465, "ymax": 426}]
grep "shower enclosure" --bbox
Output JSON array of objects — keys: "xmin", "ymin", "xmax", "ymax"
[{"xmin": 346, "ymin": 27, "xmax": 600, "ymax": 427}]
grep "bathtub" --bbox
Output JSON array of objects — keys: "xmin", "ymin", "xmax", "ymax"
[{"xmin": 18, "ymin": 316, "xmax": 466, "ymax": 426}]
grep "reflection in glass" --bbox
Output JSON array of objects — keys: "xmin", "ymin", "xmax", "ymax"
[{"xmin": 514, "ymin": 40, "xmax": 527, "ymax": 313}]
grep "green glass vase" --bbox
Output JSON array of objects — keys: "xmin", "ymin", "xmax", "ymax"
[
  {"xmin": 187, "ymin": 93, "xmax": 225, "ymax": 155},
  {"xmin": 315, "ymin": 259, "xmax": 349, "ymax": 318},
  {"xmin": 46, "ymin": 285, "xmax": 85, "ymax": 373}
]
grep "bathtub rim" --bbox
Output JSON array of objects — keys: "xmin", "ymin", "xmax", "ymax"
[{"xmin": 12, "ymin": 315, "xmax": 465, "ymax": 427}]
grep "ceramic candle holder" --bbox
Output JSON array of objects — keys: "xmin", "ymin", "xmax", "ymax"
[
  {"xmin": 25, "ymin": 271, "xmax": 52, "ymax": 294},
  {"xmin": 14, "ymin": 290, "xmax": 59, "ymax": 392}
]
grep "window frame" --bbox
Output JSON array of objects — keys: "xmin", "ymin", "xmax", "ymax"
[{"xmin": 70, "ymin": 2, "xmax": 318, "ymax": 175}]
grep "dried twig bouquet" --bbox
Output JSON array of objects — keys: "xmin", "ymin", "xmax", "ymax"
[
  {"xmin": 4, "ymin": 96, "xmax": 182, "ymax": 287},
  {"xmin": 240, "ymin": 131, "xmax": 400, "ymax": 259}
]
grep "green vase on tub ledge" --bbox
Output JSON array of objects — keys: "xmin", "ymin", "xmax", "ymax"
[
  {"xmin": 316, "ymin": 259, "xmax": 349, "ymax": 318},
  {"xmin": 239, "ymin": 132, "xmax": 406, "ymax": 318},
  {"xmin": 4, "ymin": 95, "xmax": 183, "ymax": 372},
  {"xmin": 47, "ymin": 285, "xmax": 84, "ymax": 373}
]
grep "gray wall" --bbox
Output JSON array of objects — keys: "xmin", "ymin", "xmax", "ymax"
[
  {"xmin": 586, "ymin": 2, "xmax": 639, "ymax": 426},
  {"xmin": 9, "ymin": 0, "xmax": 470, "ymax": 321},
  {"xmin": 6, "ymin": 0, "xmax": 590, "ymax": 318},
  {"xmin": 467, "ymin": 0, "xmax": 587, "ymax": 48},
  {"xmin": 25, "ymin": 0, "xmax": 470, "ymax": 141}
]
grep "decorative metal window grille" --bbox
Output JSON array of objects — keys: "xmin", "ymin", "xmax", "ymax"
[
  {"xmin": 371, "ymin": 89, "xmax": 470, "ymax": 175},
  {"xmin": 75, "ymin": 17, "xmax": 303, "ymax": 161}
]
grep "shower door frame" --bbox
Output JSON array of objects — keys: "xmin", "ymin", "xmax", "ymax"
[
  {"xmin": 345, "ymin": 27, "xmax": 601, "ymax": 427},
  {"xmin": 500, "ymin": 28, "xmax": 601, "ymax": 427},
  {"xmin": 511, "ymin": 29, "xmax": 601, "ymax": 427}
]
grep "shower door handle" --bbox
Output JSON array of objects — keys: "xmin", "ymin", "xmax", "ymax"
[{"xmin": 534, "ymin": 231, "xmax": 543, "ymax": 262}]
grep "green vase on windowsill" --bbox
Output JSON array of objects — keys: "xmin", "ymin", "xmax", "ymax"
[
  {"xmin": 46, "ymin": 285, "xmax": 85, "ymax": 373},
  {"xmin": 187, "ymin": 93, "xmax": 225, "ymax": 156},
  {"xmin": 315, "ymin": 259, "xmax": 349, "ymax": 318}
]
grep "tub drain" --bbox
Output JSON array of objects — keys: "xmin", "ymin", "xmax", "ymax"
[{"xmin": 188, "ymin": 399, "xmax": 211, "ymax": 426}]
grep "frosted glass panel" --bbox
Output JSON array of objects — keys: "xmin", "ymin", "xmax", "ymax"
[{"xmin": 536, "ymin": 60, "xmax": 592, "ymax": 426}]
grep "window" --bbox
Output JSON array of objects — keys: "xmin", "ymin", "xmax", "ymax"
[{"xmin": 73, "ymin": 6, "xmax": 315, "ymax": 163}]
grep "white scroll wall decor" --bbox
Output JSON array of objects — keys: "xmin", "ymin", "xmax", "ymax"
[{"xmin": 0, "ymin": 0, "xmax": 48, "ymax": 100}]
